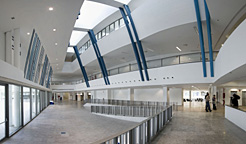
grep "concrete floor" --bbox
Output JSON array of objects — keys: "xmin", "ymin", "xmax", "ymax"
[
  {"xmin": 152, "ymin": 102, "xmax": 246, "ymax": 144},
  {"xmin": 3, "ymin": 100, "xmax": 246, "ymax": 144},
  {"xmin": 3, "ymin": 100, "xmax": 138, "ymax": 144}
]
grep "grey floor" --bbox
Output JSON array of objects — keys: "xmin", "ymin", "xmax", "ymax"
[
  {"xmin": 3, "ymin": 100, "xmax": 138, "ymax": 144},
  {"xmin": 152, "ymin": 102, "xmax": 246, "ymax": 144}
]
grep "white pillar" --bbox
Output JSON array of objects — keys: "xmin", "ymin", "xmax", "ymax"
[
  {"xmin": 130, "ymin": 88, "xmax": 134, "ymax": 101},
  {"xmin": 169, "ymin": 88, "xmax": 183, "ymax": 105},
  {"xmin": 163, "ymin": 86, "xmax": 168, "ymax": 102},
  {"xmin": 77, "ymin": 94, "xmax": 81, "ymax": 101},
  {"xmin": 84, "ymin": 92, "xmax": 88, "ymax": 100},
  {"xmin": 14, "ymin": 28, "xmax": 20, "ymax": 69},
  {"xmin": 5, "ymin": 30, "xmax": 14, "ymax": 65}
]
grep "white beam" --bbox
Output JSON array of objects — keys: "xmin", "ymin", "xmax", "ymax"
[
  {"xmin": 87, "ymin": 0, "xmax": 123, "ymax": 8},
  {"xmin": 73, "ymin": 27, "xmax": 90, "ymax": 32}
]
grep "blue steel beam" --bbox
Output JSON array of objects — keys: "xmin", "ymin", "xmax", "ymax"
[
  {"xmin": 73, "ymin": 46, "xmax": 90, "ymax": 87},
  {"xmin": 88, "ymin": 30, "xmax": 110, "ymax": 85},
  {"xmin": 194, "ymin": 0, "xmax": 207, "ymax": 77},
  {"xmin": 119, "ymin": 7, "xmax": 145, "ymax": 81},
  {"xmin": 124, "ymin": 5, "xmax": 150, "ymax": 81},
  {"xmin": 204, "ymin": 0, "xmax": 214, "ymax": 77}
]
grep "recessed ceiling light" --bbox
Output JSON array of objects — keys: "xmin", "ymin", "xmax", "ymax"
[
  {"xmin": 53, "ymin": 28, "xmax": 56, "ymax": 32},
  {"xmin": 55, "ymin": 43, "xmax": 58, "ymax": 46},
  {"xmin": 221, "ymin": 44, "xmax": 224, "ymax": 47},
  {"xmin": 176, "ymin": 46, "xmax": 182, "ymax": 51},
  {"xmin": 56, "ymin": 58, "xmax": 58, "ymax": 60},
  {"xmin": 49, "ymin": 7, "xmax": 54, "ymax": 11},
  {"xmin": 27, "ymin": 32, "xmax": 30, "ymax": 35}
]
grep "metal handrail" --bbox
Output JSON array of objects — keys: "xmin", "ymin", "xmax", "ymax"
[
  {"xmin": 91, "ymin": 105, "xmax": 173, "ymax": 144},
  {"xmin": 51, "ymin": 51, "xmax": 219, "ymax": 85}
]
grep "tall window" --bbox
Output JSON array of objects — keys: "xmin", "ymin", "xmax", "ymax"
[{"xmin": 23, "ymin": 87, "xmax": 31, "ymax": 125}]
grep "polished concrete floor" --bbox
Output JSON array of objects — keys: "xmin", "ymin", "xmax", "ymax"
[
  {"xmin": 3, "ymin": 100, "xmax": 138, "ymax": 144},
  {"xmin": 152, "ymin": 102, "xmax": 246, "ymax": 144}
]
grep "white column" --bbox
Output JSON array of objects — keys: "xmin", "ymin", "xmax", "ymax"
[
  {"xmin": 163, "ymin": 86, "xmax": 168, "ymax": 102},
  {"xmin": 84, "ymin": 92, "xmax": 88, "ymax": 100},
  {"xmin": 5, "ymin": 30, "xmax": 14, "ymax": 65},
  {"xmin": 169, "ymin": 88, "xmax": 183, "ymax": 105},
  {"xmin": 77, "ymin": 93, "xmax": 81, "ymax": 101},
  {"xmin": 130, "ymin": 88, "xmax": 134, "ymax": 101},
  {"xmin": 14, "ymin": 28, "xmax": 20, "ymax": 69}
]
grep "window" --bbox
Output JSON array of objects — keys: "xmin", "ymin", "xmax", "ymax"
[
  {"xmin": 98, "ymin": 31, "xmax": 102, "ymax": 40},
  {"xmin": 23, "ymin": 87, "xmax": 31, "ymax": 125},
  {"xmin": 109, "ymin": 23, "xmax": 115, "ymax": 33},
  {"xmin": 106, "ymin": 26, "xmax": 110, "ymax": 36},
  {"xmin": 120, "ymin": 18, "xmax": 124, "ymax": 27},
  {"xmin": 32, "ymin": 89, "xmax": 36, "ymax": 118},
  {"xmin": 9, "ymin": 85, "xmax": 22, "ymax": 135},
  {"xmin": 102, "ymin": 29, "xmax": 106, "ymax": 37},
  {"xmin": 115, "ymin": 20, "xmax": 119, "ymax": 30}
]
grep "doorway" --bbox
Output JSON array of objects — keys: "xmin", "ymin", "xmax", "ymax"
[
  {"xmin": 242, "ymin": 91, "xmax": 246, "ymax": 106},
  {"xmin": 0, "ymin": 85, "xmax": 6, "ymax": 140}
]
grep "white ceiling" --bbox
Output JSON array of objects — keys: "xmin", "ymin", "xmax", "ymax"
[{"xmin": 0, "ymin": 0, "xmax": 83, "ymax": 72}]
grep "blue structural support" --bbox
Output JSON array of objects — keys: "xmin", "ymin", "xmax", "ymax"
[
  {"xmin": 119, "ymin": 7, "xmax": 145, "ymax": 81},
  {"xmin": 30, "ymin": 37, "xmax": 41, "ymax": 81},
  {"xmin": 88, "ymin": 30, "xmax": 110, "ymax": 85},
  {"xmin": 194, "ymin": 0, "xmax": 207, "ymax": 77},
  {"xmin": 73, "ymin": 46, "xmax": 90, "ymax": 87},
  {"xmin": 124, "ymin": 5, "xmax": 150, "ymax": 81},
  {"xmin": 204, "ymin": 0, "xmax": 214, "ymax": 77}
]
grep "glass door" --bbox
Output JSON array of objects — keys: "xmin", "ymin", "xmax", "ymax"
[{"xmin": 0, "ymin": 85, "xmax": 6, "ymax": 140}]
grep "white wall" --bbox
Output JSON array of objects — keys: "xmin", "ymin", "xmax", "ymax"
[
  {"xmin": 225, "ymin": 106, "xmax": 246, "ymax": 132},
  {"xmin": 0, "ymin": 30, "xmax": 5, "ymax": 61},
  {"xmin": 92, "ymin": 90, "xmax": 108, "ymax": 99},
  {"xmin": 111, "ymin": 89, "xmax": 130, "ymax": 100},
  {"xmin": 134, "ymin": 88, "xmax": 163, "ymax": 102},
  {"xmin": 169, "ymin": 88, "xmax": 183, "ymax": 105}
]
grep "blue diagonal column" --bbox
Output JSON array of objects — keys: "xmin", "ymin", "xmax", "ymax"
[
  {"xmin": 204, "ymin": 0, "xmax": 214, "ymax": 77},
  {"xmin": 88, "ymin": 30, "xmax": 110, "ymax": 85},
  {"xmin": 119, "ymin": 7, "xmax": 145, "ymax": 81},
  {"xmin": 194, "ymin": 0, "xmax": 207, "ymax": 77},
  {"xmin": 73, "ymin": 46, "xmax": 90, "ymax": 87},
  {"xmin": 24, "ymin": 29, "xmax": 35, "ymax": 78},
  {"xmin": 124, "ymin": 5, "xmax": 150, "ymax": 81}
]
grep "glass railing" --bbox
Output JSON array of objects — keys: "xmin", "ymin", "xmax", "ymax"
[{"xmin": 52, "ymin": 51, "xmax": 218, "ymax": 85}]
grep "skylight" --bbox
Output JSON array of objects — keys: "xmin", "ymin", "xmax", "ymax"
[
  {"xmin": 67, "ymin": 47, "xmax": 75, "ymax": 53},
  {"xmin": 114, "ymin": 0, "xmax": 132, "ymax": 4},
  {"xmin": 74, "ymin": 1, "xmax": 118, "ymax": 29},
  {"xmin": 69, "ymin": 31, "xmax": 86, "ymax": 46}
]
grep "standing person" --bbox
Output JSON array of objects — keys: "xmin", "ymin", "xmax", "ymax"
[
  {"xmin": 205, "ymin": 93, "xmax": 212, "ymax": 112},
  {"xmin": 212, "ymin": 95, "xmax": 217, "ymax": 110}
]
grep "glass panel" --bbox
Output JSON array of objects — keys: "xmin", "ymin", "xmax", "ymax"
[
  {"xmin": 109, "ymin": 68, "xmax": 118, "ymax": 76},
  {"xmin": 102, "ymin": 29, "xmax": 106, "ymax": 37},
  {"xmin": 147, "ymin": 60, "xmax": 161, "ymax": 69},
  {"xmin": 130, "ymin": 64, "xmax": 138, "ymax": 71},
  {"xmin": 106, "ymin": 26, "xmax": 110, "ymax": 36},
  {"xmin": 9, "ymin": 85, "xmax": 22, "ymax": 135},
  {"xmin": 162, "ymin": 56, "xmax": 179, "ymax": 66},
  {"xmin": 109, "ymin": 23, "xmax": 115, "ymax": 33},
  {"xmin": 23, "ymin": 87, "xmax": 30, "ymax": 125},
  {"xmin": 115, "ymin": 20, "xmax": 119, "ymax": 30},
  {"xmin": 119, "ymin": 65, "xmax": 130, "ymax": 73},
  {"xmin": 37, "ymin": 90, "xmax": 40, "ymax": 114},
  {"xmin": 0, "ymin": 86, "xmax": 5, "ymax": 140},
  {"xmin": 98, "ymin": 32, "xmax": 102, "ymax": 40},
  {"xmin": 180, "ymin": 53, "xmax": 201, "ymax": 63},
  {"xmin": 32, "ymin": 89, "xmax": 36, "ymax": 118},
  {"xmin": 120, "ymin": 18, "xmax": 124, "ymax": 27}
]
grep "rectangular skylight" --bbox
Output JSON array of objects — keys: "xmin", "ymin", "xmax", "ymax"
[
  {"xmin": 114, "ymin": 0, "xmax": 132, "ymax": 4},
  {"xmin": 67, "ymin": 47, "xmax": 75, "ymax": 53},
  {"xmin": 69, "ymin": 31, "xmax": 86, "ymax": 45}
]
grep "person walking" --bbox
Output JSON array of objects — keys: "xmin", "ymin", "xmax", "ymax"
[
  {"xmin": 205, "ymin": 93, "xmax": 212, "ymax": 112},
  {"xmin": 212, "ymin": 95, "xmax": 217, "ymax": 110}
]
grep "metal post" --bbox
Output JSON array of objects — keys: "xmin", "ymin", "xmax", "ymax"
[{"xmin": 194, "ymin": 0, "xmax": 207, "ymax": 77}]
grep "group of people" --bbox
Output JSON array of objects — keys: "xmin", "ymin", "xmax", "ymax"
[{"xmin": 205, "ymin": 92, "xmax": 216, "ymax": 112}]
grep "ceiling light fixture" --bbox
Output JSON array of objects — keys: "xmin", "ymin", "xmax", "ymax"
[
  {"xmin": 27, "ymin": 32, "xmax": 30, "ymax": 35},
  {"xmin": 56, "ymin": 58, "xmax": 58, "ymax": 60},
  {"xmin": 53, "ymin": 28, "xmax": 56, "ymax": 32},
  {"xmin": 55, "ymin": 43, "xmax": 58, "ymax": 46},
  {"xmin": 49, "ymin": 7, "xmax": 54, "ymax": 11},
  {"xmin": 176, "ymin": 46, "xmax": 182, "ymax": 51}
]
